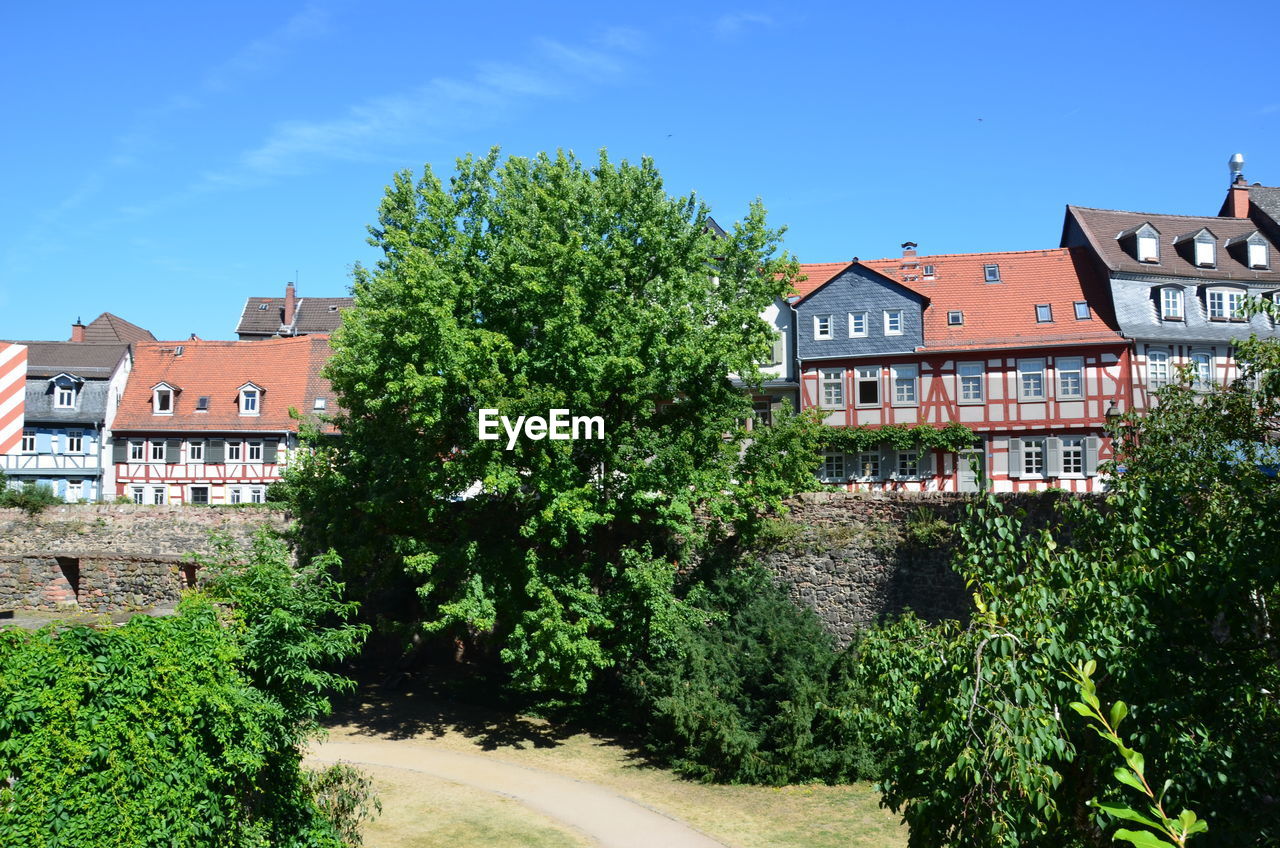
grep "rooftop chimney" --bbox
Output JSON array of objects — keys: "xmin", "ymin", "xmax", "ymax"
[
  {"xmin": 1221, "ymin": 153, "xmax": 1251, "ymax": 218},
  {"xmin": 901, "ymin": 241, "xmax": 918, "ymax": 258},
  {"xmin": 70, "ymin": 318, "xmax": 85, "ymax": 343},
  {"xmin": 283, "ymin": 282, "xmax": 297, "ymax": 329}
]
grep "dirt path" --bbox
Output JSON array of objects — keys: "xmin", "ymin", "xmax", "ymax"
[{"xmin": 311, "ymin": 738, "xmax": 729, "ymax": 848}]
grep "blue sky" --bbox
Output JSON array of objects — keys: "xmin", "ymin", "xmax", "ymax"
[{"xmin": 2, "ymin": 1, "xmax": 1277, "ymax": 342}]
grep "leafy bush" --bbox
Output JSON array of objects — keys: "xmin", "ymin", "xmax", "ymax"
[
  {"xmin": 902, "ymin": 505, "xmax": 952, "ymax": 547},
  {"xmin": 0, "ymin": 480, "xmax": 63, "ymax": 515}
]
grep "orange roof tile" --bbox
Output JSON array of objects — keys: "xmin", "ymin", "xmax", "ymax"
[
  {"xmin": 858, "ymin": 247, "xmax": 1126, "ymax": 352},
  {"xmin": 790, "ymin": 262, "xmax": 853, "ymax": 299},
  {"xmin": 112, "ymin": 336, "xmax": 338, "ymax": 433}
]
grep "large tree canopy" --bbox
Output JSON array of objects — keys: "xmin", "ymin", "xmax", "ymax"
[{"xmin": 297, "ymin": 148, "xmax": 821, "ymax": 695}]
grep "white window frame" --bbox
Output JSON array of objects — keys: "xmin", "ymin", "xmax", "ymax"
[
  {"xmin": 229, "ymin": 486, "xmax": 243, "ymax": 505},
  {"xmin": 819, "ymin": 452, "xmax": 846, "ymax": 483},
  {"xmin": 847, "ymin": 312, "xmax": 868, "ymax": 338},
  {"xmin": 1055, "ymin": 357, "xmax": 1084, "ymax": 400},
  {"xmin": 947, "ymin": 310, "xmax": 963, "ymax": 326},
  {"xmin": 189, "ymin": 441, "xmax": 204, "ymax": 462},
  {"xmin": 152, "ymin": 487, "xmax": 166, "ymax": 505},
  {"xmin": 67, "ymin": 481, "xmax": 82, "ymax": 502},
  {"xmin": 884, "ymin": 310, "xmax": 903, "ymax": 336},
  {"xmin": 896, "ymin": 450, "xmax": 920, "ymax": 478},
  {"xmin": 891, "ymin": 363, "xmax": 918, "ymax": 406},
  {"xmin": 1073, "ymin": 301, "xmax": 1091, "ymax": 320},
  {"xmin": 1206, "ymin": 287, "xmax": 1245, "ymax": 321},
  {"xmin": 1248, "ymin": 241, "xmax": 1269, "ymax": 270},
  {"xmin": 227, "ymin": 441, "xmax": 243, "ymax": 462},
  {"xmin": 1159, "ymin": 287, "xmax": 1184, "ymax": 321},
  {"xmin": 1035, "ymin": 304, "xmax": 1053, "ymax": 323},
  {"xmin": 854, "ymin": 451, "xmax": 881, "ymax": 480},
  {"xmin": 1194, "ymin": 236, "xmax": 1216, "ymax": 268},
  {"xmin": 1022, "ymin": 438, "xmax": 1045, "ymax": 477},
  {"xmin": 984, "ymin": 264, "xmax": 1001, "ymax": 282},
  {"xmin": 1060, "ymin": 437, "xmax": 1085, "ymax": 477},
  {"xmin": 250, "ymin": 486, "xmax": 265, "ymax": 504},
  {"xmin": 819, "ymin": 368, "xmax": 844, "ymax": 409},
  {"xmin": 150, "ymin": 441, "xmax": 165, "ymax": 462},
  {"xmin": 1017, "ymin": 359, "xmax": 1046, "ymax": 402},
  {"xmin": 66, "ymin": 430, "xmax": 83, "ymax": 454},
  {"xmin": 813, "ymin": 315, "xmax": 832, "ymax": 341},
  {"xmin": 131, "ymin": 486, "xmax": 145, "ymax": 504},
  {"xmin": 240, "ymin": 387, "xmax": 260, "ymax": 416},
  {"xmin": 129, "ymin": 440, "xmax": 144, "ymax": 461},
  {"xmin": 855, "ymin": 365, "xmax": 880, "ymax": 407},
  {"xmin": 1147, "ymin": 349, "xmax": 1170, "ymax": 390},
  {"xmin": 55, "ymin": 385, "xmax": 75, "ymax": 409},
  {"xmin": 189, "ymin": 486, "xmax": 210, "ymax": 505},
  {"xmin": 1190, "ymin": 351, "xmax": 1214, "ymax": 389},
  {"xmin": 153, "ymin": 387, "xmax": 173, "ymax": 415},
  {"xmin": 247, "ymin": 441, "xmax": 263, "ymax": 462},
  {"xmin": 1137, "ymin": 232, "xmax": 1160, "ymax": 263},
  {"xmin": 21, "ymin": 429, "xmax": 36, "ymax": 453},
  {"xmin": 958, "ymin": 362, "xmax": 984, "ymax": 404}
]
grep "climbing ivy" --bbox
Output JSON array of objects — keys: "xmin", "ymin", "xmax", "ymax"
[{"xmin": 819, "ymin": 421, "xmax": 976, "ymax": 453}]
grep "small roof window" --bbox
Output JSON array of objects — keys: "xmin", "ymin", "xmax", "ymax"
[
  {"xmin": 1035, "ymin": 304, "xmax": 1053, "ymax": 323},
  {"xmin": 1073, "ymin": 301, "xmax": 1091, "ymax": 320},
  {"xmin": 196, "ymin": 396, "xmax": 210, "ymax": 411},
  {"xmin": 983, "ymin": 264, "xmax": 1001, "ymax": 283},
  {"xmin": 947, "ymin": 310, "xmax": 964, "ymax": 326},
  {"xmin": 313, "ymin": 397, "xmax": 327, "ymax": 411}
]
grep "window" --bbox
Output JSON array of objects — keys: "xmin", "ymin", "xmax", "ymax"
[
  {"xmin": 129, "ymin": 440, "xmax": 144, "ymax": 461},
  {"xmin": 884, "ymin": 310, "xmax": 903, "ymax": 336},
  {"xmin": 958, "ymin": 362, "xmax": 984, "ymax": 403},
  {"xmin": 55, "ymin": 385, "xmax": 75, "ymax": 408},
  {"xmin": 150, "ymin": 441, "xmax": 165, "ymax": 462},
  {"xmin": 196, "ymin": 396, "xmax": 210, "ymax": 411},
  {"xmin": 1137, "ymin": 232, "xmax": 1160, "ymax": 262},
  {"xmin": 153, "ymin": 387, "xmax": 173, "ymax": 414},
  {"xmin": 1206, "ymin": 287, "xmax": 1245, "ymax": 321},
  {"xmin": 1159, "ymin": 287, "xmax": 1184, "ymax": 321},
  {"xmin": 131, "ymin": 487, "xmax": 145, "ymax": 504},
  {"xmin": 1248, "ymin": 241, "xmax": 1269, "ymax": 269},
  {"xmin": 984, "ymin": 264, "xmax": 1001, "ymax": 282},
  {"xmin": 227, "ymin": 442, "xmax": 242, "ymax": 462},
  {"xmin": 1018, "ymin": 359, "xmax": 1046, "ymax": 401},
  {"xmin": 230, "ymin": 487, "xmax": 243, "ymax": 505},
  {"xmin": 813, "ymin": 315, "xmax": 832, "ymax": 340},
  {"xmin": 1191, "ymin": 351, "xmax": 1213, "ymax": 389},
  {"xmin": 1061, "ymin": 437, "xmax": 1084, "ymax": 476},
  {"xmin": 313, "ymin": 397, "xmax": 327, "ymax": 411},
  {"xmin": 1035, "ymin": 304, "xmax": 1053, "ymax": 323},
  {"xmin": 819, "ymin": 369, "xmax": 844, "ymax": 408},
  {"xmin": 240, "ymin": 387, "xmax": 260, "ymax": 415},
  {"xmin": 67, "ymin": 481, "xmax": 82, "ymax": 502},
  {"xmin": 250, "ymin": 487, "xmax": 265, "ymax": 504},
  {"xmin": 854, "ymin": 451, "xmax": 881, "ymax": 480},
  {"xmin": 1194, "ymin": 235, "xmax": 1216, "ymax": 267},
  {"xmin": 848, "ymin": 312, "xmax": 868, "ymax": 338},
  {"xmin": 1073, "ymin": 301, "xmax": 1091, "ymax": 320},
  {"xmin": 923, "ymin": 264, "xmax": 936, "ymax": 277},
  {"xmin": 1056, "ymin": 357, "xmax": 1084, "ymax": 400},
  {"xmin": 896, "ymin": 450, "xmax": 920, "ymax": 478},
  {"xmin": 892, "ymin": 364, "xmax": 918, "ymax": 405},
  {"xmin": 947, "ymin": 310, "xmax": 964, "ymax": 326},
  {"xmin": 66, "ymin": 431, "xmax": 83, "ymax": 453},
  {"xmin": 1147, "ymin": 350, "xmax": 1170, "ymax": 389},
  {"xmin": 152, "ymin": 487, "xmax": 165, "ymax": 505},
  {"xmin": 752, "ymin": 400, "xmax": 772, "ymax": 428},
  {"xmin": 1022, "ymin": 438, "xmax": 1045, "ymax": 476},
  {"xmin": 855, "ymin": 366, "xmax": 880, "ymax": 406},
  {"xmin": 189, "ymin": 441, "xmax": 204, "ymax": 462},
  {"xmin": 21, "ymin": 429, "xmax": 35, "ymax": 452},
  {"xmin": 819, "ymin": 452, "xmax": 846, "ymax": 483},
  {"xmin": 190, "ymin": 486, "xmax": 210, "ymax": 505},
  {"xmin": 766, "ymin": 331, "xmax": 785, "ymax": 366},
  {"xmin": 247, "ymin": 441, "xmax": 263, "ymax": 462}
]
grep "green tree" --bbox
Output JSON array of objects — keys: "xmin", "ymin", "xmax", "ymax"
[{"xmin": 293, "ymin": 147, "xmax": 818, "ymax": 697}]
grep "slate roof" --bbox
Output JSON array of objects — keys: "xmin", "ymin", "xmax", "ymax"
[
  {"xmin": 858, "ymin": 247, "xmax": 1126, "ymax": 352},
  {"xmin": 1250, "ymin": 185, "xmax": 1280, "ymax": 234},
  {"xmin": 1065, "ymin": 206, "xmax": 1280, "ymax": 283},
  {"xmin": 82, "ymin": 313, "xmax": 154, "ymax": 344},
  {"xmin": 112, "ymin": 336, "xmax": 338, "ymax": 433},
  {"xmin": 235, "ymin": 296, "xmax": 353, "ymax": 338},
  {"xmin": 1104, "ymin": 274, "xmax": 1280, "ymax": 344},
  {"xmin": 22, "ymin": 380, "xmax": 110, "ymax": 424},
  {"xmin": 0, "ymin": 343, "xmax": 130, "ymax": 379}
]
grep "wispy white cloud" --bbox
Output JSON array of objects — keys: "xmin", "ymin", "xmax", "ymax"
[
  {"xmin": 1259, "ymin": 103, "xmax": 1280, "ymax": 116},
  {"xmin": 201, "ymin": 2, "xmax": 333, "ymax": 92},
  {"xmin": 713, "ymin": 11, "xmax": 773, "ymax": 38}
]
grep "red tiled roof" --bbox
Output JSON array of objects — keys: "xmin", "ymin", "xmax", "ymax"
[
  {"xmin": 859, "ymin": 247, "xmax": 1126, "ymax": 352},
  {"xmin": 112, "ymin": 336, "xmax": 338, "ymax": 433},
  {"xmin": 790, "ymin": 262, "xmax": 853, "ymax": 299}
]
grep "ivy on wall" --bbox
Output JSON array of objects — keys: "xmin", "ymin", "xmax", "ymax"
[{"xmin": 819, "ymin": 421, "xmax": 977, "ymax": 453}]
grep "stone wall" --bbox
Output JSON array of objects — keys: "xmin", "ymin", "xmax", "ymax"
[
  {"xmin": 0, "ymin": 505, "xmax": 288, "ymax": 612},
  {"xmin": 757, "ymin": 490, "xmax": 1084, "ymax": 645}
]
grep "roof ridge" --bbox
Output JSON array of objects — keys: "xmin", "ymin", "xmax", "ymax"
[
  {"xmin": 1068, "ymin": 204, "xmax": 1241, "ymax": 222},
  {"xmin": 862, "ymin": 247, "xmax": 1069, "ymax": 263}
]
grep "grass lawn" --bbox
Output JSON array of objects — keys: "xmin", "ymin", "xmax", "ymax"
[{"xmin": 324, "ymin": 670, "xmax": 907, "ymax": 848}]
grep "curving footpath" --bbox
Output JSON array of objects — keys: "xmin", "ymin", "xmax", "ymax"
[{"xmin": 311, "ymin": 739, "xmax": 730, "ymax": 848}]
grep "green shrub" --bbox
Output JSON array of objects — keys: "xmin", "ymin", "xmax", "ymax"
[{"xmin": 0, "ymin": 480, "xmax": 63, "ymax": 515}]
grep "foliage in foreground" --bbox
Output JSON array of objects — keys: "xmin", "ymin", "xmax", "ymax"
[
  {"xmin": 291, "ymin": 147, "xmax": 825, "ymax": 697},
  {"xmin": 0, "ymin": 531, "xmax": 373, "ymax": 847},
  {"xmin": 0, "ymin": 476, "xmax": 64, "ymax": 514}
]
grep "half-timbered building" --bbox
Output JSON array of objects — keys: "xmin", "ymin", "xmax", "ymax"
[
  {"xmin": 110, "ymin": 336, "xmax": 336, "ymax": 504},
  {"xmin": 794, "ymin": 245, "xmax": 1131, "ymax": 492}
]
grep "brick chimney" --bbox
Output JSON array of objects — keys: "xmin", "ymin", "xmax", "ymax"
[
  {"xmin": 902, "ymin": 241, "xmax": 918, "ymax": 258},
  {"xmin": 283, "ymin": 282, "xmax": 297, "ymax": 328},
  {"xmin": 1223, "ymin": 175, "xmax": 1251, "ymax": 219},
  {"xmin": 70, "ymin": 318, "xmax": 86, "ymax": 342}
]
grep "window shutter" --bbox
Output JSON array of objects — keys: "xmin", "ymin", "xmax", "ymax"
[
  {"xmin": 207, "ymin": 439, "xmax": 225, "ymax": 464},
  {"xmin": 1084, "ymin": 437, "xmax": 1100, "ymax": 476},
  {"xmin": 771, "ymin": 333, "xmax": 785, "ymax": 366},
  {"xmin": 263, "ymin": 441, "xmax": 278, "ymax": 464},
  {"xmin": 1008, "ymin": 439, "xmax": 1023, "ymax": 479},
  {"xmin": 880, "ymin": 446, "xmax": 895, "ymax": 479},
  {"xmin": 920, "ymin": 449, "xmax": 935, "ymax": 477},
  {"xmin": 112, "ymin": 440, "xmax": 128, "ymax": 463},
  {"xmin": 1045, "ymin": 438, "xmax": 1063, "ymax": 479},
  {"xmin": 166, "ymin": 439, "xmax": 182, "ymax": 463}
]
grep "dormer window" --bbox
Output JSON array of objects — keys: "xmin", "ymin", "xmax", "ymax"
[
  {"xmin": 1122, "ymin": 223, "xmax": 1162, "ymax": 263},
  {"xmin": 1176, "ymin": 228, "xmax": 1218, "ymax": 268},
  {"xmin": 238, "ymin": 383, "xmax": 263, "ymax": 416},
  {"xmin": 983, "ymin": 264, "xmax": 1001, "ymax": 282},
  {"xmin": 1206, "ymin": 286, "xmax": 1246, "ymax": 321},
  {"xmin": 56, "ymin": 385, "xmax": 75, "ymax": 408},
  {"xmin": 1158, "ymin": 287, "xmax": 1184, "ymax": 321},
  {"xmin": 1250, "ymin": 241, "xmax": 1270, "ymax": 269},
  {"xmin": 151, "ymin": 383, "xmax": 178, "ymax": 415},
  {"xmin": 1228, "ymin": 231, "xmax": 1270, "ymax": 270},
  {"xmin": 1194, "ymin": 234, "xmax": 1216, "ymax": 267}
]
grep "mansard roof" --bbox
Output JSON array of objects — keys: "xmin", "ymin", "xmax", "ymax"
[
  {"xmin": 0, "ymin": 342, "xmax": 130, "ymax": 379},
  {"xmin": 22, "ymin": 380, "xmax": 110, "ymax": 424},
  {"xmin": 236, "ymin": 296, "xmax": 353, "ymax": 337},
  {"xmin": 860, "ymin": 247, "xmax": 1125, "ymax": 352},
  {"xmin": 113, "ymin": 336, "xmax": 338, "ymax": 433},
  {"xmin": 1065, "ymin": 205, "xmax": 1280, "ymax": 282}
]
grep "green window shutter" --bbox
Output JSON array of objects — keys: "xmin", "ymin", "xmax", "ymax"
[
  {"xmin": 262, "ymin": 441, "xmax": 278, "ymax": 464},
  {"xmin": 920, "ymin": 449, "xmax": 935, "ymax": 477},
  {"xmin": 880, "ymin": 446, "xmax": 895, "ymax": 479},
  {"xmin": 112, "ymin": 439, "xmax": 128, "ymax": 463},
  {"xmin": 1084, "ymin": 437, "xmax": 1100, "ymax": 476},
  {"xmin": 166, "ymin": 440, "xmax": 182, "ymax": 463},
  {"xmin": 1045, "ymin": 438, "xmax": 1063, "ymax": 479},
  {"xmin": 206, "ymin": 439, "xmax": 225, "ymax": 464},
  {"xmin": 1008, "ymin": 439, "xmax": 1023, "ymax": 479}
]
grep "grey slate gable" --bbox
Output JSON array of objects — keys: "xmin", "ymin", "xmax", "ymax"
[
  {"xmin": 1108, "ymin": 272, "xmax": 1280, "ymax": 343},
  {"xmin": 796, "ymin": 264, "xmax": 926, "ymax": 361},
  {"xmin": 21, "ymin": 380, "xmax": 111, "ymax": 424}
]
